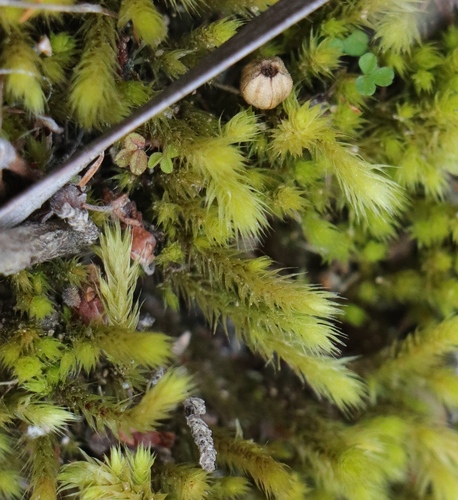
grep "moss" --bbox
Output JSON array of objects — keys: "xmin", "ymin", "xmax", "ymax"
[{"xmin": 1, "ymin": 0, "xmax": 458, "ymax": 498}]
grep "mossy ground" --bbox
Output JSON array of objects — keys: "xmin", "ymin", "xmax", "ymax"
[{"xmin": 2, "ymin": 0, "xmax": 458, "ymax": 498}]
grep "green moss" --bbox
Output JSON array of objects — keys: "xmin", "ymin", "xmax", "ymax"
[{"xmin": 2, "ymin": 1, "xmax": 458, "ymax": 498}]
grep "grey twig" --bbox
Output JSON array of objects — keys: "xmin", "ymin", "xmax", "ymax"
[
  {"xmin": 0, "ymin": 0, "xmax": 117, "ymax": 17},
  {"xmin": 0, "ymin": 220, "xmax": 98, "ymax": 276},
  {"xmin": 0, "ymin": 0, "xmax": 330, "ymax": 229},
  {"xmin": 0, "ymin": 184, "xmax": 99, "ymax": 276}
]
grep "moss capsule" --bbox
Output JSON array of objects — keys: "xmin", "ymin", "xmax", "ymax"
[{"xmin": 240, "ymin": 56, "xmax": 293, "ymax": 110}]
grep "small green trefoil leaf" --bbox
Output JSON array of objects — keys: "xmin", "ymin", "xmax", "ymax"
[
  {"xmin": 160, "ymin": 156, "xmax": 173, "ymax": 174},
  {"xmin": 371, "ymin": 67, "xmax": 395, "ymax": 87},
  {"xmin": 358, "ymin": 53, "xmax": 377, "ymax": 74},
  {"xmin": 355, "ymin": 75, "xmax": 376, "ymax": 96},
  {"xmin": 148, "ymin": 152, "xmax": 163, "ymax": 169},
  {"xmin": 328, "ymin": 38, "xmax": 344, "ymax": 51},
  {"xmin": 165, "ymin": 144, "xmax": 180, "ymax": 159},
  {"xmin": 341, "ymin": 30, "xmax": 369, "ymax": 56}
]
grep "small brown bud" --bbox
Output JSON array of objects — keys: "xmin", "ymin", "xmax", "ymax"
[{"xmin": 240, "ymin": 56, "xmax": 293, "ymax": 110}]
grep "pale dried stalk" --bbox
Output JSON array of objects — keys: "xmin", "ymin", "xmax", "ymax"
[{"xmin": 0, "ymin": 0, "xmax": 116, "ymax": 17}]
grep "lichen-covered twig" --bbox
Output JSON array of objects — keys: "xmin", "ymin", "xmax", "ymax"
[
  {"xmin": 0, "ymin": 220, "xmax": 98, "ymax": 276},
  {"xmin": 184, "ymin": 397, "xmax": 217, "ymax": 473},
  {"xmin": 0, "ymin": 185, "xmax": 98, "ymax": 276}
]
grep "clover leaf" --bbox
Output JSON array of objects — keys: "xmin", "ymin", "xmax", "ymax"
[
  {"xmin": 147, "ymin": 144, "xmax": 179, "ymax": 174},
  {"xmin": 147, "ymin": 152, "xmax": 163, "ymax": 170},
  {"xmin": 358, "ymin": 53, "xmax": 377, "ymax": 74},
  {"xmin": 341, "ymin": 30, "xmax": 369, "ymax": 56},
  {"xmin": 355, "ymin": 53, "xmax": 394, "ymax": 96},
  {"xmin": 114, "ymin": 133, "xmax": 148, "ymax": 175},
  {"xmin": 371, "ymin": 67, "xmax": 395, "ymax": 86}
]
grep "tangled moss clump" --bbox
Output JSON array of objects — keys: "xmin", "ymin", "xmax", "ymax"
[{"xmin": 2, "ymin": 0, "xmax": 458, "ymax": 498}]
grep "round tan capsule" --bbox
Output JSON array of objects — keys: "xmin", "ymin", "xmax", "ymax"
[{"xmin": 240, "ymin": 56, "xmax": 293, "ymax": 110}]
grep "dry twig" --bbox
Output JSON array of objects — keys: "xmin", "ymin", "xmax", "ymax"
[{"xmin": 0, "ymin": 0, "xmax": 117, "ymax": 18}]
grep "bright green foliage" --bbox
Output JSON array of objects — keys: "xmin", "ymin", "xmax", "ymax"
[
  {"xmin": 120, "ymin": 369, "xmax": 193, "ymax": 433},
  {"xmin": 94, "ymin": 326, "xmax": 171, "ymax": 369},
  {"xmin": 373, "ymin": 8, "xmax": 421, "ymax": 54},
  {"xmin": 169, "ymin": 249, "xmax": 365, "ymax": 409},
  {"xmin": 11, "ymin": 270, "xmax": 55, "ymax": 320},
  {"xmin": 409, "ymin": 44, "xmax": 443, "ymax": 93},
  {"xmin": 157, "ymin": 464, "xmax": 210, "ymax": 499},
  {"xmin": 302, "ymin": 212, "xmax": 353, "ymax": 262},
  {"xmin": 161, "ymin": 110, "xmax": 267, "ymax": 239},
  {"xmin": 0, "ymin": 433, "xmax": 21, "ymax": 498},
  {"xmin": 214, "ymin": 432, "xmax": 301, "ymax": 499},
  {"xmin": 27, "ymin": 435, "xmax": 59, "ymax": 500},
  {"xmin": 94, "ymin": 224, "xmax": 141, "ymax": 329},
  {"xmin": 3, "ymin": 1, "xmax": 458, "ymax": 499},
  {"xmin": 41, "ymin": 32, "xmax": 77, "ymax": 85},
  {"xmin": 187, "ymin": 136, "xmax": 265, "ymax": 237},
  {"xmin": 186, "ymin": 18, "xmax": 241, "ymax": 52},
  {"xmin": 211, "ymin": 476, "xmax": 251, "ymax": 498},
  {"xmin": 409, "ymin": 424, "xmax": 458, "ymax": 500},
  {"xmin": 59, "ymin": 447, "xmax": 165, "ymax": 499},
  {"xmin": 69, "ymin": 17, "xmax": 126, "ymax": 129},
  {"xmin": 13, "ymin": 397, "xmax": 76, "ymax": 433},
  {"xmin": 0, "ymin": 6, "xmax": 24, "ymax": 28},
  {"xmin": 271, "ymin": 99, "xmax": 404, "ymax": 218},
  {"xmin": 0, "ymin": 0, "xmax": 74, "ymax": 26},
  {"xmin": 299, "ymin": 32, "xmax": 343, "ymax": 80},
  {"xmin": 118, "ymin": 0, "xmax": 167, "ymax": 48},
  {"xmin": 59, "ymin": 336, "xmax": 101, "ymax": 378},
  {"xmin": 0, "ymin": 469, "xmax": 21, "ymax": 499},
  {"xmin": 343, "ymin": 303, "xmax": 368, "ymax": 327},
  {"xmin": 0, "ymin": 327, "xmax": 61, "ymax": 384},
  {"xmin": 299, "ymin": 415, "xmax": 408, "ymax": 499},
  {"xmin": 153, "ymin": 17, "xmax": 241, "ymax": 79},
  {"xmin": 1, "ymin": 33, "xmax": 45, "ymax": 114},
  {"xmin": 408, "ymin": 201, "xmax": 451, "ymax": 247},
  {"xmin": 371, "ymin": 317, "xmax": 458, "ymax": 394},
  {"xmin": 148, "ymin": 145, "xmax": 178, "ymax": 174}
]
